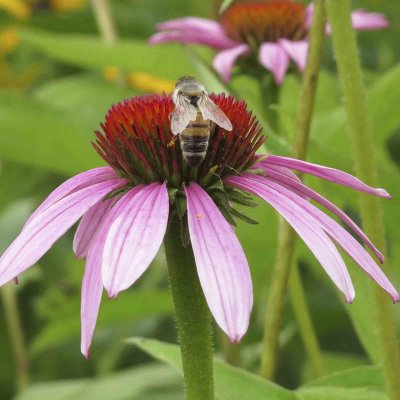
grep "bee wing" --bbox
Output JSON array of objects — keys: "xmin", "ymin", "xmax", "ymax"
[
  {"xmin": 170, "ymin": 97, "xmax": 198, "ymax": 135},
  {"xmin": 198, "ymin": 95, "xmax": 232, "ymax": 131}
]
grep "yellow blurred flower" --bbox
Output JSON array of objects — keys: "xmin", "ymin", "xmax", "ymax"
[
  {"xmin": 0, "ymin": 29, "xmax": 20, "ymax": 56},
  {"xmin": 127, "ymin": 71, "xmax": 174, "ymax": 94},
  {"xmin": 0, "ymin": 0, "xmax": 31, "ymax": 19},
  {"xmin": 49, "ymin": 0, "xmax": 86, "ymax": 13},
  {"xmin": 103, "ymin": 66, "xmax": 174, "ymax": 94}
]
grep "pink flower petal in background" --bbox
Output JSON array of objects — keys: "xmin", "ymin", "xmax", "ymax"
[
  {"xmin": 73, "ymin": 197, "xmax": 117, "ymax": 259},
  {"xmin": 25, "ymin": 167, "xmax": 116, "ymax": 227},
  {"xmin": 261, "ymin": 155, "xmax": 391, "ymax": 198},
  {"xmin": 156, "ymin": 17, "xmax": 230, "ymax": 38},
  {"xmin": 102, "ymin": 183, "xmax": 169, "ymax": 298},
  {"xmin": 351, "ymin": 9, "xmax": 389, "ymax": 31},
  {"xmin": 259, "ymin": 42, "xmax": 290, "ymax": 85},
  {"xmin": 213, "ymin": 44, "xmax": 250, "ymax": 83},
  {"xmin": 279, "ymin": 39, "xmax": 309, "ymax": 71},
  {"xmin": 185, "ymin": 183, "xmax": 253, "ymax": 342},
  {"xmin": 0, "ymin": 178, "xmax": 126, "ymax": 286},
  {"xmin": 249, "ymin": 175, "xmax": 399, "ymax": 302},
  {"xmin": 226, "ymin": 175, "xmax": 355, "ymax": 303}
]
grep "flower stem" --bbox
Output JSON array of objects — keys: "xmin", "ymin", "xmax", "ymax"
[
  {"xmin": 1, "ymin": 284, "xmax": 29, "ymax": 392},
  {"xmin": 164, "ymin": 218, "xmax": 214, "ymax": 400},
  {"xmin": 260, "ymin": 0, "xmax": 327, "ymax": 379},
  {"xmin": 259, "ymin": 74, "xmax": 280, "ymax": 133},
  {"xmin": 90, "ymin": 0, "xmax": 118, "ymax": 44},
  {"xmin": 325, "ymin": 1, "xmax": 400, "ymax": 399}
]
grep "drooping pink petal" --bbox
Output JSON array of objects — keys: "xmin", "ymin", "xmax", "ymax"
[
  {"xmin": 25, "ymin": 167, "xmax": 117, "ymax": 227},
  {"xmin": 213, "ymin": 44, "xmax": 250, "ymax": 83},
  {"xmin": 261, "ymin": 165, "xmax": 309, "ymax": 200},
  {"xmin": 260, "ymin": 155, "xmax": 391, "ymax": 198},
  {"xmin": 156, "ymin": 17, "xmax": 229, "ymax": 38},
  {"xmin": 80, "ymin": 235, "xmax": 104, "ymax": 358},
  {"xmin": 0, "ymin": 178, "xmax": 126, "ymax": 286},
  {"xmin": 73, "ymin": 197, "xmax": 117, "ymax": 259},
  {"xmin": 350, "ymin": 9, "xmax": 389, "ymax": 31},
  {"xmin": 252, "ymin": 175, "xmax": 399, "ymax": 302},
  {"xmin": 226, "ymin": 175, "xmax": 355, "ymax": 302},
  {"xmin": 259, "ymin": 165, "xmax": 384, "ymax": 262},
  {"xmin": 185, "ymin": 183, "xmax": 253, "ymax": 342},
  {"xmin": 259, "ymin": 42, "xmax": 290, "ymax": 85},
  {"xmin": 279, "ymin": 39, "xmax": 309, "ymax": 71},
  {"xmin": 102, "ymin": 183, "xmax": 169, "ymax": 298}
]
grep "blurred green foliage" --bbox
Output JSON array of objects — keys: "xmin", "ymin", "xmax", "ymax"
[{"xmin": 0, "ymin": 0, "xmax": 399, "ymax": 399}]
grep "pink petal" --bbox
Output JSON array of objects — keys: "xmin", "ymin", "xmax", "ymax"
[
  {"xmin": 156, "ymin": 17, "xmax": 228, "ymax": 38},
  {"xmin": 226, "ymin": 175, "xmax": 355, "ymax": 302},
  {"xmin": 0, "ymin": 178, "xmax": 126, "ymax": 286},
  {"xmin": 350, "ymin": 9, "xmax": 389, "ymax": 31},
  {"xmin": 259, "ymin": 165, "xmax": 384, "ymax": 262},
  {"xmin": 73, "ymin": 197, "xmax": 117, "ymax": 259},
  {"xmin": 149, "ymin": 31, "xmax": 236, "ymax": 50},
  {"xmin": 252, "ymin": 175, "xmax": 399, "ymax": 302},
  {"xmin": 102, "ymin": 183, "xmax": 169, "ymax": 297},
  {"xmin": 213, "ymin": 44, "xmax": 250, "ymax": 83},
  {"xmin": 259, "ymin": 42, "xmax": 290, "ymax": 85},
  {"xmin": 260, "ymin": 156, "xmax": 391, "ymax": 198},
  {"xmin": 185, "ymin": 183, "xmax": 253, "ymax": 342},
  {"xmin": 305, "ymin": 3, "xmax": 314, "ymax": 30},
  {"xmin": 25, "ymin": 167, "xmax": 117, "ymax": 227},
  {"xmin": 80, "ymin": 236, "xmax": 104, "ymax": 358},
  {"xmin": 279, "ymin": 39, "xmax": 309, "ymax": 71}
]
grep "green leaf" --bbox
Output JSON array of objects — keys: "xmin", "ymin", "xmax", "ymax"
[
  {"xmin": 31, "ymin": 291, "xmax": 173, "ymax": 355},
  {"xmin": 0, "ymin": 90, "xmax": 99, "ymax": 175},
  {"xmin": 34, "ymin": 73, "xmax": 134, "ymax": 135},
  {"xmin": 18, "ymin": 29, "xmax": 213, "ymax": 80},
  {"xmin": 302, "ymin": 365, "xmax": 384, "ymax": 391},
  {"xmin": 15, "ymin": 364, "xmax": 182, "ymax": 400},
  {"xmin": 128, "ymin": 337, "xmax": 299, "ymax": 400},
  {"xmin": 297, "ymin": 387, "xmax": 387, "ymax": 400}
]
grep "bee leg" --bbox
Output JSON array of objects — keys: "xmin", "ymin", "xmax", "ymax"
[{"xmin": 167, "ymin": 136, "xmax": 177, "ymax": 148}]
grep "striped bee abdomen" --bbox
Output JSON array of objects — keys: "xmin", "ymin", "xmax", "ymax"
[{"xmin": 179, "ymin": 112, "xmax": 210, "ymax": 167}]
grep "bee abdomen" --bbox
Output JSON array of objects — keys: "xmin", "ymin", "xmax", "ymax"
[{"xmin": 180, "ymin": 134, "xmax": 209, "ymax": 167}]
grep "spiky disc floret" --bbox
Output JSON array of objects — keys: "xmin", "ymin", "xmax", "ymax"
[
  {"xmin": 221, "ymin": 0, "xmax": 307, "ymax": 45},
  {"xmin": 94, "ymin": 93, "xmax": 265, "ymax": 189}
]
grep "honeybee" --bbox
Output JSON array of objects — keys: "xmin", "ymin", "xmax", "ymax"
[{"xmin": 170, "ymin": 76, "xmax": 232, "ymax": 167}]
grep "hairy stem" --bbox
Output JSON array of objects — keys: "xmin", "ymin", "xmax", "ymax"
[
  {"xmin": 325, "ymin": 1, "xmax": 400, "ymax": 398},
  {"xmin": 260, "ymin": 0, "xmax": 327, "ymax": 379},
  {"xmin": 1, "ymin": 284, "xmax": 29, "ymax": 391},
  {"xmin": 164, "ymin": 218, "xmax": 214, "ymax": 400}
]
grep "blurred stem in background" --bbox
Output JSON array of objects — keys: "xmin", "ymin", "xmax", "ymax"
[
  {"xmin": 164, "ymin": 219, "xmax": 214, "ymax": 400},
  {"xmin": 90, "ymin": 0, "xmax": 118, "ymax": 44},
  {"xmin": 258, "ymin": 75, "xmax": 279, "ymax": 134},
  {"xmin": 325, "ymin": 1, "xmax": 400, "ymax": 399},
  {"xmin": 1, "ymin": 284, "xmax": 29, "ymax": 391},
  {"xmin": 260, "ymin": 0, "xmax": 327, "ymax": 380}
]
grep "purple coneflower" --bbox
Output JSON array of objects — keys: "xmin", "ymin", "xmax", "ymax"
[
  {"xmin": 149, "ymin": 0, "xmax": 388, "ymax": 84},
  {"xmin": 0, "ymin": 92, "xmax": 397, "ymax": 358}
]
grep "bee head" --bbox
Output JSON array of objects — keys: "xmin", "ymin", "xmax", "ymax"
[{"xmin": 173, "ymin": 76, "xmax": 205, "ymax": 105}]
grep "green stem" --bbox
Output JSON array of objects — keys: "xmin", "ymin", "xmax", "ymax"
[
  {"xmin": 1, "ymin": 284, "xmax": 29, "ymax": 391},
  {"xmin": 258, "ymin": 74, "xmax": 280, "ymax": 133},
  {"xmin": 289, "ymin": 265, "xmax": 326, "ymax": 377},
  {"xmin": 164, "ymin": 218, "xmax": 214, "ymax": 400},
  {"xmin": 325, "ymin": 1, "xmax": 400, "ymax": 399},
  {"xmin": 260, "ymin": 0, "xmax": 327, "ymax": 379},
  {"xmin": 90, "ymin": 0, "xmax": 118, "ymax": 44}
]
